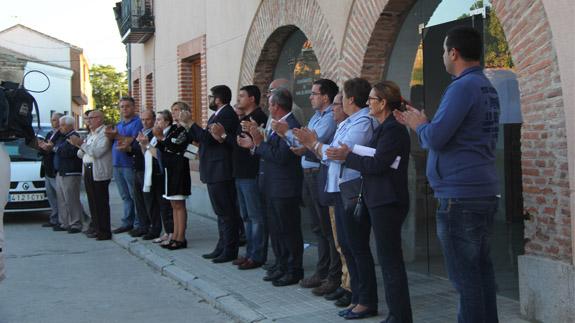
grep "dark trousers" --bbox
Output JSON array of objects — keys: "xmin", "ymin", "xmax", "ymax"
[
  {"xmin": 303, "ymin": 170, "xmax": 341, "ymax": 283},
  {"xmin": 436, "ymin": 197, "xmax": 499, "ymax": 323},
  {"xmin": 334, "ymin": 194, "xmax": 377, "ymax": 308},
  {"xmin": 133, "ymin": 170, "xmax": 150, "ymax": 231},
  {"xmin": 142, "ymin": 172, "xmax": 165, "ymax": 236},
  {"xmin": 84, "ymin": 165, "xmax": 111, "ymax": 238},
  {"xmin": 370, "ymin": 204, "xmax": 412, "ymax": 323},
  {"xmin": 267, "ymin": 196, "xmax": 303, "ymax": 276},
  {"xmin": 207, "ymin": 180, "xmax": 241, "ymax": 258}
]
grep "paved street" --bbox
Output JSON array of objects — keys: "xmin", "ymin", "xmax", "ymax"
[
  {"xmin": 1, "ymin": 178, "xmax": 531, "ymax": 323},
  {"xmin": 0, "ymin": 212, "xmax": 232, "ymax": 323}
]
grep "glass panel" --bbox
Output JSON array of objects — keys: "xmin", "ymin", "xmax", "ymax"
[
  {"xmin": 273, "ymin": 30, "xmax": 321, "ymax": 124},
  {"xmin": 385, "ymin": 0, "xmax": 524, "ymax": 299}
]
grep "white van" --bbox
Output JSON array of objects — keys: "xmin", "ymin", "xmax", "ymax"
[{"xmin": 4, "ymin": 132, "xmax": 50, "ymax": 214}]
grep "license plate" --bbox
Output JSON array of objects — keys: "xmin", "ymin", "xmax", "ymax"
[{"xmin": 9, "ymin": 193, "xmax": 46, "ymax": 202}]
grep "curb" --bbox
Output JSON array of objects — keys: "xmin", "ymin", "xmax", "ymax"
[{"xmin": 112, "ymin": 234, "xmax": 266, "ymax": 323}]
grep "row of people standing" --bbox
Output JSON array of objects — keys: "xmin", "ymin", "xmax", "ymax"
[{"xmin": 34, "ymin": 25, "xmax": 500, "ymax": 323}]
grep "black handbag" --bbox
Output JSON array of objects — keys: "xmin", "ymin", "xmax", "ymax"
[{"xmin": 339, "ymin": 176, "xmax": 365, "ymax": 221}]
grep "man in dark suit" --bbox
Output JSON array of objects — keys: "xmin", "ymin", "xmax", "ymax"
[
  {"xmin": 181, "ymin": 85, "xmax": 241, "ymax": 263},
  {"xmin": 38, "ymin": 112, "xmax": 63, "ymax": 228},
  {"xmin": 238, "ymin": 88, "xmax": 304, "ymax": 287}
]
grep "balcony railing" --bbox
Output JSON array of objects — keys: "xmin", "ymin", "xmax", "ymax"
[{"xmin": 114, "ymin": 0, "xmax": 154, "ymax": 44}]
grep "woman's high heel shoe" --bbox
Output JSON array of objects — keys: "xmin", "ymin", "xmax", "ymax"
[{"xmin": 166, "ymin": 239, "xmax": 187, "ymax": 250}]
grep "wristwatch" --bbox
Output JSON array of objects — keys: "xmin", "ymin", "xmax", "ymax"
[{"xmin": 221, "ymin": 133, "xmax": 228, "ymax": 140}]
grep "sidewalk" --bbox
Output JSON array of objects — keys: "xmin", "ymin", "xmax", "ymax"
[{"xmin": 102, "ymin": 176, "xmax": 531, "ymax": 323}]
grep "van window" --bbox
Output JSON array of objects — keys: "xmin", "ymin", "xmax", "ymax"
[{"xmin": 5, "ymin": 138, "xmax": 42, "ymax": 162}]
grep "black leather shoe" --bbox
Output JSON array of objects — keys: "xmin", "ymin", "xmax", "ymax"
[
  {"xmin": 272, "ymin": 274, "xmax": 302, "ymax": 287},
  {"xmin": 343, "ymin": 308, "xmax": 377, "ymax": 320},
  {"xmin": 86, "ymin": 232, "xmax": 98, "ymax": 239},
  {"xmin": 96, "ymin": 235, "xmax": 112, "ymax": 241},
  {"xmin": 202, "ymin": 250, "xmax": 222, "ymax": 259},
  {"xmin": 67, "ymin": 228, "xmax": 81, "ymax": 234},
  {"xmin": 263, "ymin": 270, "xmax": 284, "ymax": 282},
  {"xmin": 334, "ymin": 291, "xmax": 352, "ymax": 307},
  {"xmin": 53, "ymin": 226, "xmax": 68, "ymax": 232},
  {"xmin": 212, "ymin": 255, "xmax": 235, "ymax": 263},
  {"xmin": 338, "ymin": 307, "xmax": 354, "ymax": 317},
  {"xmin": 142, "ymin": 232, "xmax": 160, "ymax": 240},
  {"xmin": 325, "ymin": 287, "xmax": 346, "ymax": 300},
  {"xmin": 112, "ymin": 226, "xmax": 133, "ymax": 234},
  {"xmin": 41, "ymin": 223, "xmax": 55, "ymax": 228}
]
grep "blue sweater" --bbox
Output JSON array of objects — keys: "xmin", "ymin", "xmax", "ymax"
[{"xmin": 416, "ymin": 66, "xmax": 500, "ymax": 198}]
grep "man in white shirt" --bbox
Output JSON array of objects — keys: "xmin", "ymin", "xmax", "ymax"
[{"xmin": 69, "ymin": 110, "xmax": 113, "ymax": 240}]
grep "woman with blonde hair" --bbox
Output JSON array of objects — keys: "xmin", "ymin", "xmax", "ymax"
[{"xmin": 152, "ymin": 103, "xmax": 191, "ymax": 250}]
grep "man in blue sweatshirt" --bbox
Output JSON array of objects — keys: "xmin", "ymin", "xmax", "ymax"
[{"xmin": 395, "ymin": 26, "xmax": 500, "ymax": 323}]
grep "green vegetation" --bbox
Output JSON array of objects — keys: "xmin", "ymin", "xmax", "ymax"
[
  {"xmin": 458, "ymin": 0, "xmax": 513, "ymax": 69},
  {"xmin": 90, "ymin": 65, "xmax": 127, "ymax": 125}
]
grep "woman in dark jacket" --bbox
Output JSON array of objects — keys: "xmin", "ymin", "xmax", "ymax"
[
  {"xmin": 153, "ymin": 107, "xmax": 191, "ymax": 250},
  {"xmin": 327, "ymin": 81, "xmax": 412, "ymax": 322}
]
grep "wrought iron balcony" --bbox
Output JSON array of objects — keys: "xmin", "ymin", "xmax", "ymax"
[{"xmin": 114, "ymin": 0, "xmax": 154, "ymax": 44}]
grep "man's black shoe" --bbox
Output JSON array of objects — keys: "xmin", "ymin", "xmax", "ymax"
[
  {"xmin": 129, "ymin": 228, "xmax": 147, "ymax": 237},
  {"xmin": 334, "ymin": 291, "xmax": 352, "ymax": 307},
  {"xmin": 263, "ymin": 270, "xmax": 284, "ymax": 282},
  {"xmin": 212, "ymin": 255, "xmax": 236, "ymax": 264},
  {"xmin": 202, "ymin": 250, "xmax": 222, "ymax": 259},
  {"xmin": 67, "ymin": 228, "xmax": 81, "ymax": 234},
  {"xmin": 272, "ymin": 274, "xmax": 302, "ymax": 287},
  {"xmin": 325, "ymin": 287, "xmax": 346, "ymax": 300},
  {"xmin": 41, "ymin": 223, "xmax": 55, "ymax": 228},
  {"xmin": 112, "ymin": 226, "xmax": 133, "ymax": 234},
  {"xmin": 142, "ymin": 232, "xmax": 160, "ymax": 240},
  {"xmin": 86, "ymin": 232, "xmax": 98, "ymax": 239},
  {"xmin": 53, "ymin": 226, "xmax": 68, "ymax": 232},
  {"xmin": 96, "ymin": 235, "xmax": 112, "ymax": 241}
]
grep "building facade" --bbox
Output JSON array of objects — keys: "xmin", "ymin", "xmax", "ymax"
[
  {"xmin": 118, "ymin": 1, "xmax": 575, "ymax": 321},
  {"xmin": 0, "ymin": 24, "xmax": 93, "ymax": 127}
]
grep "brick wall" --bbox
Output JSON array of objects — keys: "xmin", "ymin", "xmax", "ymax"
[
  {"xmin": 239, "ymin": 0, "xmax": 339, "ymax": 94},
  {"xmin": 145, "ymin": 73, "xmax": 154, "ymax": 110},
  {"xmin": 492, "ymin": 0, "xmax": 571, "ymax": 261},
  {"xmin": 131, "ymin": 66, "xmax": 142, "ymax": 113},
  {"xmin": 177, "ymin": 35, "xmax": 208, "ymax": 127},
  {"xmin": 240, "ymin": 0, "xmax": 571, "ymax": 263},
  {"xmin": 132, "ymin": 79, "xmax": 141, "ymax": 113}
]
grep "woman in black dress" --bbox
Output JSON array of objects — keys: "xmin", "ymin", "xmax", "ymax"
[{"xmin": 153, "ymin": 107, "xmax": 191, "ymax": 250}]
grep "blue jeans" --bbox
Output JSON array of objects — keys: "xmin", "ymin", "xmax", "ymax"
[
  {"xmin": 436, "ymin": 197, "xmax": 499, "ymax": 323},
  {"xmin": 235, "ymin": 178, "xmax": 267, "ymax": 263},
  {"xmin": 113, "ymin": 167, "xmax": 140, "ymax": 229}
]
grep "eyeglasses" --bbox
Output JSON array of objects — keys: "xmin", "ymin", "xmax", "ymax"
[
  {"xmin": 310, "ymin": 92, "xmax": 322, "ymax": 96},
  {"xmin": 86, "ymin": 116, "xmax": 100, "ymax": 119},
  {"xmin": 332, "ymin": 102, "xmax": 342, "ymax": 106},
  {"xmin": 368, "ymin": 96, "xmax": 382, "ymax": 102}
]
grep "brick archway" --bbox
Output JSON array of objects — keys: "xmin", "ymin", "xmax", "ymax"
[
  {"xmin": 342, "ymin": 0, "xmax": 572, "ymax": 262},
  {"xmin": 238, "ymin": 0, "xmax": 339, "ymax": 93}
]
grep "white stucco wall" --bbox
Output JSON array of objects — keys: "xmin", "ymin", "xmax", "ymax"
[
  {"xmin": 149, "ymin": 0, "xmax": 207, "ymax": 110},
  {"xmin": 24, "ymin": 62, "xmax": 73, "ymax": 124},
  {"xmin": 205, "ymin": 0, "xmax": 260, "ymax": 98},
  {"xmin": 0, "ymin": 27, "xmax": 71, "ymax": 69}
]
